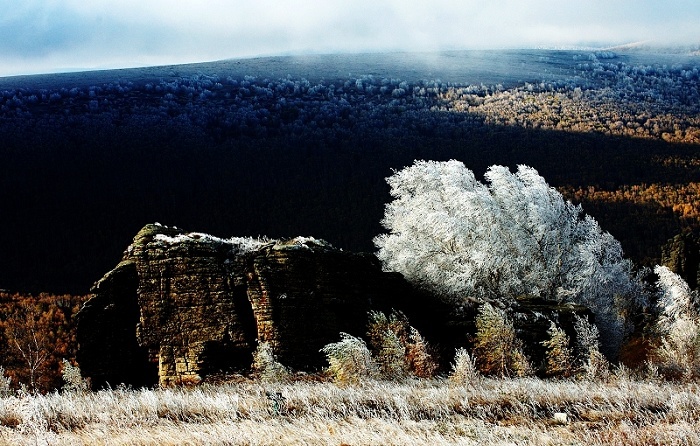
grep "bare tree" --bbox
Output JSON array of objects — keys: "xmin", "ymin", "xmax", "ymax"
[{"xmin": 4, "ymin": 305, "xmax": 50, "ymax": 392}]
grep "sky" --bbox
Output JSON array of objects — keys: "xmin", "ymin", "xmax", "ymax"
[{"xmin": 1, "ymin": 0, "xmax": 698, "ymax": 77}]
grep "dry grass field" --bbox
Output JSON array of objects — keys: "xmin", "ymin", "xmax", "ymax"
[{"xmin": 1, "ymin": 376, "xmax": 698, "ymax": 445}]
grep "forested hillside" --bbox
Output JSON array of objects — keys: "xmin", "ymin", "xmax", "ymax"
[{"xmin": 0, "ymin": 50, "xmax": 698, "ymax": 293}]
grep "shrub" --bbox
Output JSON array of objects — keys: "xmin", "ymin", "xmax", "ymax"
[
  {"xmin": 367, "ymin": 311, "xmax": 409, "ymax": 379},
  {"xmin": 0, "ymin": 366, "xmax": 12, "ymax": 397},
  {"xmin": 542, "ymin": 322, "xmax": 574, "ymax": 377},
  {"xmin": 367, "ymin": 310, "xmax": 438, "ymax": 379},
  {"xmin": 406, "ymin": 327, "xmax": 439, "ymax": 378},
  {"xmin": 574, "ymin": 315, "xmax": 610, "ymax": 380},
  {"xmin": 320, "ymin": 333, "xmax": 376, "ymax": 384},
  {"xmin": 652, "ymin": 265, "xmax": 700, "ymax": 380},
  {"xmin": 472, "ymin": 303, "xmax": 531, "ymax": 377},
  {"xmin": 61, "ymin": 359, "xmax": 88, "ymax": 393},
  {"xmin": 449, "ymin": 348, "xmax": 479, "ymax": 384},
  {"xmin": 252, "ymin": 342, "xmax": 290, "ymax": 383},
  {"xmin": 375, "ymin": 329, "xmax": 407, "ymax": 379}
]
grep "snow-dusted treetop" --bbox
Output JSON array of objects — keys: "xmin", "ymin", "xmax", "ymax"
[
  {"xmin": 374, "ymin": 160, "xmax": 646, "ymax": 356},
  {"xmin": 655, "ymin": 265, "xmax": 700, "ymax": 334}
]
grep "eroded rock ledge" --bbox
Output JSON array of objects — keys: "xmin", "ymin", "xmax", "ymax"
[{"xmin": 77, "ymin": 224, "xmax": 425, "ymax": 387}]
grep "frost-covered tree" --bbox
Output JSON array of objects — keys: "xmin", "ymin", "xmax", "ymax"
[
  {"xmin": 653, "ymin": 265, "xmax": 700, "ymax": 379},
  {"xmin": 374, "ymin": 160, "xmax": 645, "ymax": 357},
  {"xmin": 541, "ymin": 322, "xmax": 574, "ymax": 377},
  {"xmin": 449, "ymin": 348, "xmax": 479, "ymax": 384},
  {"xmin": 573, "ymin": 315, "xmax": 609, "ymax": 380},
  {"xmin": 472, "ymin": 303, "xmax": 531, "ymax": 377}
]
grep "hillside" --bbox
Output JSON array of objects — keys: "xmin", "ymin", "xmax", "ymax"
[{"xmin": 0, "ymin": 49, "xmax": 698, "ymax": 294}]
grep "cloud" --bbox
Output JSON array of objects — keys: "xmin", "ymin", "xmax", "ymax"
[{"xmin": 0, "ymin": 0, "xmax": 698, "ymax": 76}]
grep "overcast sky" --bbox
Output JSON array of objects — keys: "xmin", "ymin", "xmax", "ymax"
[{"xmin": 1, "ymin": 0, "xmax": 698, "ymax": 77}]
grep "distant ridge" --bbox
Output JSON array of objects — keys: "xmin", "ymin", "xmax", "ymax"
[
  {"xmin": 603, "ymin": 41, "xmax": 700, "ymax": 55},
  {"xmin": 1, "ymin": 47, "xmax": 695, "ymax": 90},
  {"xmin": 602, "ymin": 41, "xmax": 655, "ymax": 51}
]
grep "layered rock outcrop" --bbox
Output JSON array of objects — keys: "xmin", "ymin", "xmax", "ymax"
[{"xmin": 77, "ymin": 224, "xmax": 424, "ymax": 387}]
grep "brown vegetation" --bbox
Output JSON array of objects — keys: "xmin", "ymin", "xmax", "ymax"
[
  {"xmin": 562, "ymin": 182, "xmax": 700, "ymax": 230},
  {"xmin": 0, "ymin": 292, "xmax": 88, "ymax": 392}
]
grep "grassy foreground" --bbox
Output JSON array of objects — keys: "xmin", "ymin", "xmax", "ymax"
[{"xmin": 1, "ymin": 377, "xmax": 699, "ymax": 445}]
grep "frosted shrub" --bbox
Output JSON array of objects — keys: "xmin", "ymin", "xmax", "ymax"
[
  {"xmin": 573, "ymin": 314, "xmax": 600, "ymax": 357},
  {"xmin": 367, "ymin": 311, "xmax": 409, "ymax": 379},
  {"xmin": 367, "ymin": 310, "xmax": 438, "ymax": 379},
  {"xmin": 542, "ymin": 322, "xmax": 574, "ymax": 377},
  {"xmin": 584, "ymin": 350, "xmax": 611, "ymax": 381},
  {"xmin": 321, "ymin": 333, "xmax": 376, "ymax": 384},
  {"xmin": 574, "ymin": 315, "xmax": 609, "ymax": 380},
  {"xmin": 252, "ymin": 341, "xmax": 290, "ymax": 383},
  {"xmin": 473, "ymin": 303, "xmax": 531, "ymax": 377},
  {"xmin": 375, "ymin": 329, "xmax": 407, "ymax": 379},
  {"xmin": 653, "ymin": 265, "xmax": 700, "ymax": 380},
  {"xmin": 449, "ymin": 348, "xmax": 479, "ymax": 384},
  {"xmin": 0, "ymin": 366, "xmax": 12, "ymax": 397},
  {"xmin": 61, "ymin": 359, "xmax": 88, "ymax": 393},
  {"xmin": 406, "ymin": 327, "xmax": 439, "ymax": 378}
]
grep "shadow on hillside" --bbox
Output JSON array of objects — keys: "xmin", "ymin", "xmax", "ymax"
[{"xmin": 0, "ymin": 113, "xmax": 697, "ymax": 294}]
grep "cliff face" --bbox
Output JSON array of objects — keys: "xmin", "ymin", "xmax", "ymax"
[
  {"xmin": 78, "ymin": 224, "xmax": 420, "ymax": 387},
  {"xmin": 76, "ymin": 259, "xmax": 156, "ymax": 387}
]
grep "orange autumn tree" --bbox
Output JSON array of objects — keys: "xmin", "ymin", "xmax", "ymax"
[{"xmin": 0, "ymin": 292, "xmax": 88, "ymax": 392}]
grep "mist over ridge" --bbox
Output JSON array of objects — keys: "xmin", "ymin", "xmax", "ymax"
[{"xmin": 1, "ymin": 0, "xmax": 699, "ymax": 77}]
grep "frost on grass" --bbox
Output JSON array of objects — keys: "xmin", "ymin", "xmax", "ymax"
[{"xmin": 1, "ymin": 378, "xmax": 699, "ymax": 445}]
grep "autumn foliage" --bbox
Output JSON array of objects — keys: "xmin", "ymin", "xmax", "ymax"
[{"xmin": 0, "ymin": 292, "xmax": 88, "ymax": 392}]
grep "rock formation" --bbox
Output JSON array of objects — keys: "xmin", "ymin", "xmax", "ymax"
[
  {"xmin": 77, "ymin": 224, "xmax": 424, "ymax": 387},
  {"xmin": 77, "ymin": 223, "xmax": 593, "ymax": 388}
]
